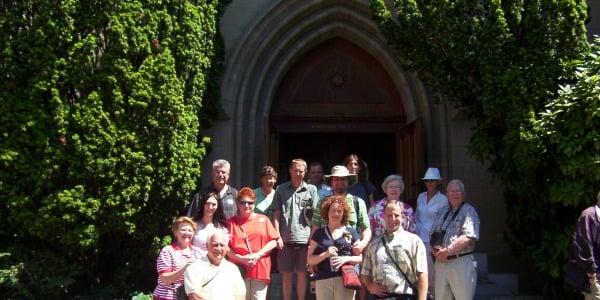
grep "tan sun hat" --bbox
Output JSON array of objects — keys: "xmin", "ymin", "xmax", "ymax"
[{"xmin": 324, "ymin": 165, "xmax": 357, "ymax": 185}]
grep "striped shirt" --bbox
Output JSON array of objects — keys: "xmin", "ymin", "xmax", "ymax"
[{"xmin": 153, "ymin": 244, "xmax": 202, "ymax": 300}]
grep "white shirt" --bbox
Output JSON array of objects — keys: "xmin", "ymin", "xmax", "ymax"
[
  {"xmin": 192, "ymin": 222, "xmax": 227, "ymax": 255},
  {"xmin": 184, "ymin": 257, "xmax": 246, "ymax": 300},
  {"xmin": 415, "ymin": 191, "xmax": 448, "ymax": 242}
]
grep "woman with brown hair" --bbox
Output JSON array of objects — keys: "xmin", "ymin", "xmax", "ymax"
[
  {"xmin": 253, "ymin": 165, "xmax": 278, "ymax": 216},
  {"xmin": 307, "ymin": 195, "xmax": 362, "ymax": 300},
  {"xmin": 192, "ymin": 191, "xmax": 227, "ymax": 255}
]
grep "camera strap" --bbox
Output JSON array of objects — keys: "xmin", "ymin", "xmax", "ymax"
[{"xmin": 440, "ymin": 202, "xmax": 465, "ymax": 232}]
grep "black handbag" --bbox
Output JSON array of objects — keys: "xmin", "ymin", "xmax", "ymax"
[{"xmin": 176, "ymin": 284, "xmax": 187, "ymax": 300}]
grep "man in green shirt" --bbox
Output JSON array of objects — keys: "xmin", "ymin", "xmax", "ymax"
[{"xmin": 272, "ymin": 159, "xmax": 319, "ymax": 300}]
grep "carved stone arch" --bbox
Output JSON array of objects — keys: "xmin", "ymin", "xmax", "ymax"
[{"xmin": 217, "ymin": 0, "xmax": 447, "ymax": 195}]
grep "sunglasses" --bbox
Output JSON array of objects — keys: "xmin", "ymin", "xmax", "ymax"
[
  {"xmin": 239, "ymin": 200, "xmax": 255, "ymax": 205},
  {"xmin": 424, "ymin": 180, "xmax": 437, "ymax": 183}
]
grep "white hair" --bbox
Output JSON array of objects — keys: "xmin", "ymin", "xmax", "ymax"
[
  {"xmin": 212, "ymin": 159, "xmax": 231, "ymax": 171},
  {"xmin": 381, "ymin": 174, "xmax": 405, "ymax": 194},
  {"xmin": 207, "ymin": 228, "xmax": 229, "ymax": 245},
  {"xmin": 447, "ymin": 179, "xmax": 466, "ymax": 197}
]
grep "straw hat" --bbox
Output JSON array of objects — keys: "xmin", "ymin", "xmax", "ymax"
[{"xmin": 324, "ymin": 165, "xmax": 357, "ymax": 185}]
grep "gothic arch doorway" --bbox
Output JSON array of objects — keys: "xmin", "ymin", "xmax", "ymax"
[{"xmin": 269, "ymin": 38, "xmax": 423, "ymax": 200}]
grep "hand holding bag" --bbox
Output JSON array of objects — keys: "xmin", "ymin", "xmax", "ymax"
[{"xmin": 340, "ymin": 263, "xmax": 362, "ymax": 290}]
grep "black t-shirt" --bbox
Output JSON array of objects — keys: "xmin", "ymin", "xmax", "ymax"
[{"xmin": 310, "ymin": 226, "xmax": 359, "ymax": 280}]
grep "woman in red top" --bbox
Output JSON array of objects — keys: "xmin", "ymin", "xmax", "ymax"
[{"xmin": 227, "ymin": 187, "xmax": 280, "ymax": 300}]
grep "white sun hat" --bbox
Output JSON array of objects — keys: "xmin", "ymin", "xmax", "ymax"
[{"xmin": 422, "ymin": 167, "xmax": 442, "ymax": 180}]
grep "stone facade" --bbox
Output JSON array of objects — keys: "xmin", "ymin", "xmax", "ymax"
[{"xmin": 202, "ymin": 0, "xmax": 600, "ymax": 277}]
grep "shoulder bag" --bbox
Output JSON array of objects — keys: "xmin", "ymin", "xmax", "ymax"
[
  {"xmin": 176, "ymin": 267, "xmax": 221, "ymax": 300},
  {"xmin": 324, "ymin": 225, "xmax": 362, "ymax": 290},
  {"xmin": 382, "ymin": 236, "xmax": 433, "ymax": 300}
]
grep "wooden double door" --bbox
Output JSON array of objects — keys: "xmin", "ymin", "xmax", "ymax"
[{"xmin": 268, "ymin": 38, "xmax": 423, "ymax": 201}]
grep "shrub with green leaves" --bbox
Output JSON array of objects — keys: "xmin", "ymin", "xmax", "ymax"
[
  {"xmin": 371, "ymin": 0, "xmax": 594, "ymax": 296},
  {"xmin": 0, "ymin": 0, "xmax": 226, "ymax": 297},
  {"xmin": 526, "ymin": 35, "xmax": 600, "ymax": 285}
]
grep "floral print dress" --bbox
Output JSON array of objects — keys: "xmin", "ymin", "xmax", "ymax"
[{"xmin": 368, "ymin": 198, "xmax": 416, "ymax": 237}]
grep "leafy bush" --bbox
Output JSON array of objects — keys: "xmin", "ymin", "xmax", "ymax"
[
  {"xmin": 526, "ymin": 35, "xmax": 600, "ymax": 287},
  {"xmin": 371, "ymin": 0, "xmax": 595, "ymax": 296},
  {"xmin": 0, "ymin": 0, "xmax": 226, "ymax": 297}
]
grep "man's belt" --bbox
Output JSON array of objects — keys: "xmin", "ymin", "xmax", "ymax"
[
  {"xmin": 373, "ymin": 293, "xmax": 416, "ymax": 300},
  {"xmin": 446, "ymin": 251, "xmax": 472, "ymax": 260},
  {"xmin": 285, "ymin": 242, "xmax": 307, "ymax": 248}
]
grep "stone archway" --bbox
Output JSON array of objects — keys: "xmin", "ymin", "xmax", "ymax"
[{"xmin": 215, "ymin": 0, "xmax": 449, "ymax": 196}]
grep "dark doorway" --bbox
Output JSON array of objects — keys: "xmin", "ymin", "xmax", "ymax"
[{"xmin": 277, "ymin": 132, "xmax": 396, "ymax": 200}]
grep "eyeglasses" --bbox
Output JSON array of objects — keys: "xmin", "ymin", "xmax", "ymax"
[
  {"xmin": 239, "ymin": 200, "xmax": 255, "ymax": 206},
  {"xmin": 424, "ymin": 180, "xmax": 437, "ymax": 183},
  {"xmin": 386, "ymin": 187, "xmax": 402, "ymax": 190}
]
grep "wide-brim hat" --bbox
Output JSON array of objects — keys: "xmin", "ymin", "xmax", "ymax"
[
  {"xmin": 422, "ymin": 167, "xmax": 442, "ymax": 180},
  {"xmin": 324, "ymin": 165, "xmax": 357, "ymax": 185}
]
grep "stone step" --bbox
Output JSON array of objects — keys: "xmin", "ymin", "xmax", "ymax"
[
  {"xmin": 476, "ymin": 296, "xmax": 542, "ymax": 300},
  {"xmin": 474, "ymin": 252, "xmax": 489, "ymax": 279},
  {"xmin": 475, "ymin": 273, "xmax": 519, "ymax": 298},
  {"xmin": 268, "ymin": 253, "xmax": 534, "ymax": 300},
  {"xmin": 488, "ymin": 273, "xmax": 518, "ymax": 289}
]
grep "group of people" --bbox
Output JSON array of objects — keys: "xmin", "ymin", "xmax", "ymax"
[{"xmin": 152, "ymin": 155, "xmax": 481, "ymax": 300}]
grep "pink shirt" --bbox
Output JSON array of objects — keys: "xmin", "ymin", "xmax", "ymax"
[{"xmin": 153, "ymin": 244, "xmax": 202, "ymax": 300}]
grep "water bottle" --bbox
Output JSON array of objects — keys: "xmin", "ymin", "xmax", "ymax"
[{"xmin": 330, "ymin": 255, "xmax": 339, "ymax": 272}]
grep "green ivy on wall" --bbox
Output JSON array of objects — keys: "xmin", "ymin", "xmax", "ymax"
[
  {"xmin": 371, "ymin": 0, "xmax": 596, "ymax": 296},
  {"xmin": 0, "ymin": 0, "xmax": 227, "ymax": 297}
]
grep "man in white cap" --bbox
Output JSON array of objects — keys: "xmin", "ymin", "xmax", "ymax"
[
  {"xmin": 415, "ymin": 167, "xmax": 448, "ymax": 296},
  {"xmin": 311, "ymin": 165, "xmax": 372, "ymax": 253}
]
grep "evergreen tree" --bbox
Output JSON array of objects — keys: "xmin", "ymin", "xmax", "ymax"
[{"xmin": 0, "ymin": 0, "xmax": 226, "ymax": 297}]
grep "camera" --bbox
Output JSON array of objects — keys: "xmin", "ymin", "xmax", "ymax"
[
  {"xmin": 430, "ymin": 230, "xmax": 446, "ymax": 250},
  {"xmin": 302, "ymin": 205, "xmax": 314, "ymax": 225}
]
